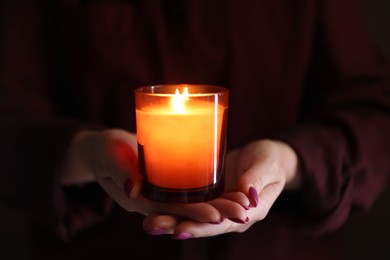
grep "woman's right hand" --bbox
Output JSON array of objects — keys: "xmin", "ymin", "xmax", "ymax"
[
  {"xmin": 60, "ymin": 129, "xmax": 248, "ymax": 227},
  {"xmin": 142, "ymin": 139, "xmax": 301, "ymax": 238}
]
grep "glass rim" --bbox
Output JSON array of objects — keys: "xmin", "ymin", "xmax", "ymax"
[{"xmin": 135, "ymin": 84, "xmax": 228, "ymax": 96}]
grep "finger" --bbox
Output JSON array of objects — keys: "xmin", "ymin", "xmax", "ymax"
[
  {"xmin": 96, "ymin": 177, "xmax": 135, "ymax": 212},
  {"xmin": 142, "ymin": 214, "xmax": 177, "ymax": 235},
  {"xmin": 105, "ymin": 138, "xmax": 141, "ymax": 199},
  {"xmin": 221, "ymin": 191, "xmax": 251, "ymax": 209},
  {"xmin": 136, "ymin": 201, "xmax": 222, "ymax": 224},
  {"xmin": 237, "ymin": 157, "xmax": 282, "ymax": 207},
  {"xmin": 172, "ymin": 218, "xmax": 249, "ymax": 239},
  {"xmin": 94, "ymin": 164, "xmax": 131, "ymax": 200},
  {"xmin": 97, "ymin": 176, "xmax": 223, "ymax": 224},
  {"xmin": 171, "ymin": 186, "xmax": 284, "ymax": 240},
  {"xmin": 207, "ymin": 197, "xmax": 248, "ymax": 224}
]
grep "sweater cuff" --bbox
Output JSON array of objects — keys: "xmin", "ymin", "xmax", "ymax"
[
  {"xmin": 0, "ymin": 114, "xmax": 113, "ymax": 240},
  {"xmin": 270, "ymin": 123, "xmax": 353, "ymax": 235}
]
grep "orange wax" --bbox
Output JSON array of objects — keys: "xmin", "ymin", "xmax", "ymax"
[{"xmin": 136, "ymin": 100, "xmax": 225, "ymax": 189}]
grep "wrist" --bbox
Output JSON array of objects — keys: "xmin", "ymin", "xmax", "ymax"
[{"xmin": 275, "ymin": 140, "xmax": 302, "ymax": 191}]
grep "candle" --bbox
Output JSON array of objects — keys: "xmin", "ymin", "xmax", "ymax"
[{"xmin": 135, "ymin": 85, "xmax": 229, "ymax": 203}]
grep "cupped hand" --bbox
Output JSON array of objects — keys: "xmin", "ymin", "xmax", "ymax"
[
  {"xmin": 142, "ymin": 139, "xmax": 302, "ymax": 239},
  {"xmin": 60, "ymin": 129, "xmax": 248, "ymax": 225}
]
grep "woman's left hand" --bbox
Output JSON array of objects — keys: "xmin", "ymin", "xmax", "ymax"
[{"xmin": 142, "ymin": 139, "xmax": 302, "ymax": 239}]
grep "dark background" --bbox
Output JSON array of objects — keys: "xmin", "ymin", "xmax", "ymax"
[
  {"xmin": 1, "ymin": 0, "xmax": 389, "ymax": 259},
  {"xmin": 345, "ymin": 1, "xmax": 390, "ymax": 259}
]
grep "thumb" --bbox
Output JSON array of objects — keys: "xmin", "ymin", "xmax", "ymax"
[
  {"xmin": 236, "ymin": 159, "xmax": 271, "ymax": 208},
  {"xmin": 104, "ymin": 130, "xmax": 142, "ymax": 199},
  {"xmin": 235, "ymin": 141, "xmax": 283, "ymax": 208}
]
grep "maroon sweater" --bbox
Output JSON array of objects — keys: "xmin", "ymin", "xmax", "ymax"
[{"xmin": 1, "ymin": 0, "xmax": 389, "ymax": 259}]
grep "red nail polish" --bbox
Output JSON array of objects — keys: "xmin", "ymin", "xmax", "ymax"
[
  {"xmin": 228, "ymin": 218, "xmax": 247, "ymax": 224},
  {"xmin": 124, "ymin": 179, "xmax": 133, "ymax": 198},
  {"xmin": 249, "ymin": 186, "xmax": 258, "ymax": 207}
]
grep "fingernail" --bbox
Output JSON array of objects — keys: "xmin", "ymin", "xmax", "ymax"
[
  {"xmin": 228, "ymin": 217, "xmax": 249, "ymax": 224},
  {"xmin": 173, "ymin": 232, "xmax": 193, "ymax": 240},
  {"xmin": 242, "ymin": 204, "xmax": 250, "ymax": 210},
  {"xmin": 124, "ymin": 179, "xmax": 133, "ymax": 199},
  {"xmin": 249, "ymin": 186, "xmax": 258, "ymax": 208},
  {"xmin": 147, "ymin": 227, "xmax": 168, "ymax": 236}
]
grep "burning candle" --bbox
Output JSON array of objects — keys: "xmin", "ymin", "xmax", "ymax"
[{"xmin": 135, "ymin": 84, "xmax": 229, "ymax": 203}]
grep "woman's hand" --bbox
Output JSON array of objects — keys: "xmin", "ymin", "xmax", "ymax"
[
  {"xmin": 59, "ymin": 129, "xmax": 248, "ymax": 226},
  {"xmin": 142, "ymin": 139, "xmax": 302, "ymax": 239}
]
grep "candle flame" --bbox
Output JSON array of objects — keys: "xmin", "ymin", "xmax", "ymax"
[{"xmin": 171, "ymin": 87, "xmax": 189, "ymax": 113}]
